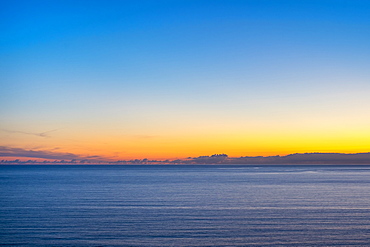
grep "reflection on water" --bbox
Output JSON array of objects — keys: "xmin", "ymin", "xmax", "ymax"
[{"xmin": 1, "ymin": 165, "xmax": 370, "ymax": 246}]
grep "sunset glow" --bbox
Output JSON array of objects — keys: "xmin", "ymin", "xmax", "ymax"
[{"xmin": 1, "ymin": 0, "xmax": 370, "ymax": 162}]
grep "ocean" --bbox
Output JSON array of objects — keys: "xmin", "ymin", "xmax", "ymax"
[{"xmin": 1, "ymin": 165, "xmax": 370, "ymax": 246}]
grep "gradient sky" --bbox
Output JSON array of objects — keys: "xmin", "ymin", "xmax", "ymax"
[{"xmin": 1, "ymin": 0, "xmax": 370, "ymax": 161}]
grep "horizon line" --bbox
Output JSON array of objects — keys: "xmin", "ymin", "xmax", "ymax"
[{"xmin": 2, "ymin": 152, "xmax": 370, "ymax": 165}]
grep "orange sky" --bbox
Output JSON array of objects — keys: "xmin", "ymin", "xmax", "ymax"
[{"xmin": 2, "ymin": 1, "xmax": 370, "ymax": 161}]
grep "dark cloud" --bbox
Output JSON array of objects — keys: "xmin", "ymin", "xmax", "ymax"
[
  {"xmin": 0, "ymin": 146, "xmax": 107, "ymax": 162},
  {"xmin": 0, "ymin": 146, "xmax": 80, "ymax": 160}
]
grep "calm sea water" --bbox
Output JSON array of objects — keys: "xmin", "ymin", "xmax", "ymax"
[{"xmin": 1, "ymin": 165, "xmax": 370, "ymax": 246}]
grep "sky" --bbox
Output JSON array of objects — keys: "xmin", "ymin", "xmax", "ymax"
[{"xmin": 1, "ymin": 0, "xmax": 370, "ymax": 161}]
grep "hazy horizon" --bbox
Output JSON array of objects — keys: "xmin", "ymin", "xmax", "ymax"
[{"xmin": 2, "ymin": 150, "xmax": 370, "ymax": 165}]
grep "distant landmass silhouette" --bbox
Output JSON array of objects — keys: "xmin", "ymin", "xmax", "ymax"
[
  {"xmin": 225, "ymin": 153, "xmax": 370, "ymax": 165},
  {"xmin": 2, "ymin": 150, "xmax": 370, "ymax": 165}
]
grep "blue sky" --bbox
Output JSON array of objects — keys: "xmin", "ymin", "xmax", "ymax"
[{"xmin": 1, "ymin": 0, "xmax": 370, "ymax": 160}]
